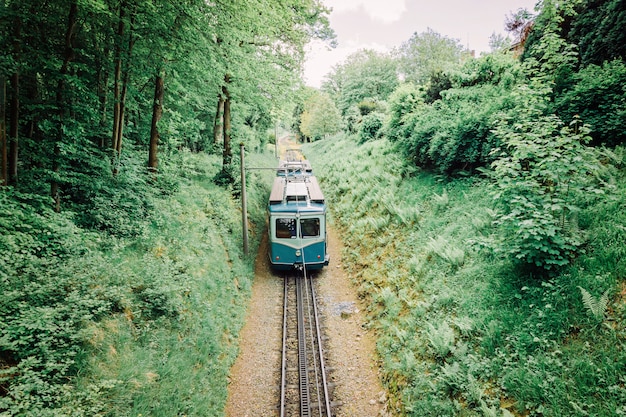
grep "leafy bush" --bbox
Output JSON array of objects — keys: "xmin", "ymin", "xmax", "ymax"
[
  {"xmin": 386, "ymin": 54, "xmax": 525, "ymax": 172},
  {"xmin": 0, "ymin": 192, "xmax": 114, "ymax": 414},
  {"xmin": 488, "ymin": 113, "xmax": 614, "ymax": 271},
  {"xmin": 306, "ymin": 133, "xmax": 626, "ymax": 417},
  {"xmin": 357, "ymin": 99, "xmax": 378, "ymax": 116},
  {"xmin": 0, "ymin": 150, "xmax": 274, "ymax": 416},
  {"xmin": 394, "ymin": 84, "xmax": 515, "ymax": 172},
  {"xmin": 385, "ymin": 83, "xmax": 424, "ymax": 142},
  {"xmin": 448, "ymin": 53, "xmax": 524, "ymax": 89},
  {"xmin": 358, "ymin": 112, "xmax": 384, "ymax": 143}
]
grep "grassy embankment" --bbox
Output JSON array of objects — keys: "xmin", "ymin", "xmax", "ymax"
[
  {"xmin": 305, "ymin": 134, "xmax": 626, "ymax": 417},
  {"xmin": 0, "ymin": 150, "xmax": 277, "ymax": 416}
]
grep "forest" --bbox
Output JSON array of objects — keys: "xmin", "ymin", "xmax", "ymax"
[{"xmin": 1, "ymin": 0, "xmax": 626, "ymax": 415}]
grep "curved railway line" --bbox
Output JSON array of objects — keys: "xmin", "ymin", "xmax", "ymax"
[{"xmin": 280, "ymin": 268, "xmax": 334, "ymax": 417}]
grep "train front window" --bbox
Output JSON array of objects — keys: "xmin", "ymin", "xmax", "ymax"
[
  {"xmin": 276, "ymin": 218, "xmax": 296, "ymax": 239},
  {"xmin": 300, "ymin": 218, "xmax": 320, "ymax": 238}
]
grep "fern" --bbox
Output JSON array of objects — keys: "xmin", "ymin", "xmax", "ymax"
[
  {"xmin": 479, "ymin": 402, "xmax": 499, "ymax": 417},
  {"xmin": 578, "ymin": 286, "xmax": 611, "ymax": 321},
  {"xmin": 426, "ymin": 321, "xmax": 456, "ymax": 358},
  {"xmin": 479, "ymin": 401, "xmax": 515, "ymax": 417},
  {"xmin": 427, "ymin": 236, "xmax": 465, "ymax": 267},
  {"xmin": 432, "ymin": 189, "xmax": 449, "ymax": 211}
]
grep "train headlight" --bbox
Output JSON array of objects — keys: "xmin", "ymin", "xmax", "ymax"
[{"xmin": 295, "ymin": 250, "xmax": 301, "ymax": 257}]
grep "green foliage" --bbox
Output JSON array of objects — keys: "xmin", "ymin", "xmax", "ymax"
[
  {"xmin": 306, "ymin": 133, "xmax": 626, "ymax": 417},
  {"xmin": 321, "ymin": 49, "xmax": 398, "ymax": 116},
  {"xmin": 488, "ymin": 112, "xmax": 612, "ymax": 271},
  {"xmin": 448, "ymin": 53, "xmax": 525, "ymax": 89},
  {"xmin": 387, "ymin": 54, "xmax": 524, "ymax": 173},
  {"xmin": 385, "ymin": 83, "xmax": 424, "ymax": 142},
  {"xmin": 425, "ymin": 321, "xmax": 456, "ymax": 359},
  {"xmin": 553, "ymin": 59, "xmax": 626, "ymax": 147},
  {"xmin": 0, "ymin": 151, "xmax": 274, "ymax": 416},
  {"xmin": 300, "ymin": 91, "xmax": 342, "ymax": 140},
  {"xmin": 392, "ymin": 84, "xmax": 514, "ymax": 172},
  {"xmin": 357, "ymin": 100, "xmax": 378, "ymax": 116},
  {"xmin": 396, "ymin": 27, "xmax": 466, "ymax": 85},
  {"xmin": 578, "ymin": 286, "xmax": 611, "ymax": 322},
  {"xmin": 427, "ymin": 236, "xmax": 465, "ymax": 268},
  {"xmin": 521, "ymin": 0, "xmax": 580, "ymax": 86},
  {"xmin": 74, "ymin": 151, "xmax": 161, "ymax": 237},
  {"xmin": 423, "ymin": 70, "xmax": 453, "ymax": 103},
  {"xmin": 558, "ymin": 0, "xmax": 626, "ymax": 66},
  {"xmin": 358, "ymin": 112, "xmax": 384, "ymax": 144}
]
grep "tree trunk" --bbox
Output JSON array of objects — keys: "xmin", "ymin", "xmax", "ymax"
[
  {"xmin": 0, "ymin": 78, "xmax": 6, "ymax": 187},
  {"xmin": 52, "ymin": 0, "xmax": 78, "ymax": 211},
  {"xmin": 97, "ymin": 47, "xmax": 110, "ymax": 148},
  {"xmin": 9, "ymin": 72, "xmax": 19, "ymax": 185},
  {"xmin": 111, "ymin": 4, "xmax": 125, "ymax": 161},
  {"xmin": 111, "ymin": 7, "xmax": 135, "ymax": 172},
  {"xmin": 222, "ymin": 84, "xmax": 232, "ymax": 169},
  {"xmin": 116, "ymin": 67, "xmax": 129, "ymax": 156},
  {"xmin": 148, "ymin": 72, "xmax": 164, "ymax": 173},
  {"xmin": 8, "ymin": 17, "xmax": 21, "ymax": 186},
  {"xmin": 213, "ymin": 96, "xmax": 224, "ymax": 146}
]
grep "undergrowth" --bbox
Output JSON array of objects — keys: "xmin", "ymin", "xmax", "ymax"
[
  {"xmin": 305, "ymin": 134, "xmax": 626, "ymax": 417},
  {"xmin": 0, "ymin": 150, "xmax": 276, "ymax": 416}
]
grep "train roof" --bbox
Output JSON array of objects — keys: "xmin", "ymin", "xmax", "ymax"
[
  {"xmin": 276, "ymin": 160, "xmax": 313, "ymax": 176},
  {"xmin": 283, "ymin": 148, "xmax": 306, "ymax": 162},
  {"xmin": 268, "ymin": 202, "xmax": 325, "ymax": 214},
  {"xmin": 269, "ymin": 174, "xmax": 325, "ymax": 206}
]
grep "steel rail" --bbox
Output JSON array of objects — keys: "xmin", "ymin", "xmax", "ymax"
[
  {"xmin": 296, "ymin": 274, "xmax": 311, "ymax": 416},
  {"xmin": 280, "ymin": 273, "xmax": 289, "ymax": 417},
  {"xmin": 279, "ymin": 267, "xmax": 333, "ymax": 417},
  {"xmin": 308, "ymin": 276, "xmax": 333, "ymax": 416}
]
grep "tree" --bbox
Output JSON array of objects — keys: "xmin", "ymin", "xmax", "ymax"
[
  {"xmin": 148, "ymin": 71, "xmax": 164, "ymax": 172},
  {"xmin": 210, "ymin": 0, "xmax": 335, "ymax": 180},
  {"xmin": 504, "ymin": 7, "xmax": 536, "ymax": 53},
  {"xmin": 322, "ymin": 49, "xmax": 398, "ymax": 117},
  {"xmin": 0, "ymin": 0, "xmax": 334, "ymax": 201},
  {"xmin": 567, "ymin": 0, "xmax": 626, "ymax": 66},
  {"xmin": 488, "ymin": 32, "xmax": 512, "ymax": 52},
  {"xmin": 521, "ymin": 0, "xmax": 579, "ymax": 85},
  {"xmin": 395, "ymin": 28, "xmax": 466, "ymax": 85},
  {"xmin": 300, "ymin": 91, "xmax": 342, "ymax": 141}
]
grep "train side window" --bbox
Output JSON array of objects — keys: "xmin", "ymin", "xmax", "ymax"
[
  {"xmin": 300, "ymin": 218, "xmax": 320, "ymax": 238},
  {"xmin": 276, "ymin": 218, "xmax": 296, "ymax": 238}
]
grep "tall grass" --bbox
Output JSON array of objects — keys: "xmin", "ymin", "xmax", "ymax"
[
  {"xmin": 305, "ymin": 134, "xmax": 626, "ymax": 417},
  {"xmin": 0, "ymin": 150, "xmax": 277, "ymax": 416}
]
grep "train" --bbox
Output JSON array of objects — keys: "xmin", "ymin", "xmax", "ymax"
[{"xmin": 267, "ymin": 158, "xmax": 329, "ymax": 271}]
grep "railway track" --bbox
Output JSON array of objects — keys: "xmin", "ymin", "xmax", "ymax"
[{"xmin": 280, "ymin": 268, "xmax": 334, "ymax": 417}]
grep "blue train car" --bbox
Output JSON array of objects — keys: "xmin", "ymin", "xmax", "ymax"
[{"xmin": 268, "ymin": 167, "xmax": 329, "ymax": 270}]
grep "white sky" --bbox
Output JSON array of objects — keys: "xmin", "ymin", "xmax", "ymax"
[{"xmin": 303, "ymin": 0, "xmax": 539, "ymax": 87}]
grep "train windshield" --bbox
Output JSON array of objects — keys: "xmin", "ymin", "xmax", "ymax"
[
  {"xmin": 300, "ymin": 218, "xmax": 320, "ymax": 238},
  {"xmin": 275, "ymin": 217, "xmax": 321, "ymax": 239},
  {"xmin": 276, "ymin": 218, "xmax": 296, "ymax": 238}
]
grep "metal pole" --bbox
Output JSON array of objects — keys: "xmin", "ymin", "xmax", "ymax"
[{"xmin": 240, "ymin": 143, "xmax": 249, "ymax": 256}]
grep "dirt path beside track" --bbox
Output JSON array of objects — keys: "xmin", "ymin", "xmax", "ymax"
[
  {"xmin": 225, "ymin": 228, "xmax": 386, "ymax": 416},
  {"xmin": 225, "ymin": 135, "xmax": 387, "ymax": 416}
]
